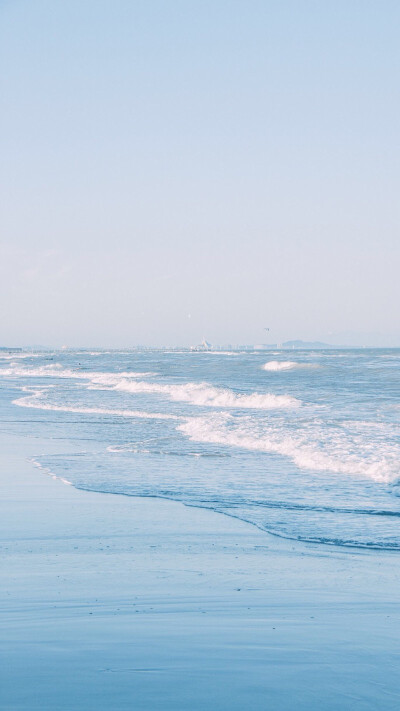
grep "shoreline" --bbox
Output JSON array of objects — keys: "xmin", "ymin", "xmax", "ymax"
[
  {"xmin": 1, "ymin": 431, "xmax": 400, "ymax": 709},
  {"xmin": 31, "ymin": 454, "xmax": 400, "ymax": 555}
]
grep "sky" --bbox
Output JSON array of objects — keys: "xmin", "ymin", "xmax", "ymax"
[{"xmin": 1, "ymin": 0, "xmax": 399, "ymax": 347}]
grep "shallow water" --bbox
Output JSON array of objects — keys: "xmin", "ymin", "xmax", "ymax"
[{"xmin": 1, "ymin": 347, "xmax": 400, "ymax": 549}]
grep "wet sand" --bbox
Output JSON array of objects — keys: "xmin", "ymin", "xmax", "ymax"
[{"xmin": 1, "ymin": 431, "xmax": 400, "ymax": 710}]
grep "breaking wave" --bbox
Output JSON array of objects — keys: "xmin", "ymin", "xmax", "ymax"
[
  {"xmin": 0, "ymin": 352, "xmax": 41, "ymax": 360},
  {"xmin": 3, "ymin": 347, "xmax": 400, "ymax": 550},
  {"xmin": 178, "ymin": 414, "xmax": 400, "ymax": 483},
  {"xmin": 112, "ymin": 379, "xmax": 300, "ymax": 409},
  {"xmin": 263, "ymin": 360, "xmax": 319, "ymax": 372},
  {"xmin": 1, "ymin": 363, "xmax": 300, "ymax": 410},
  {"xmin": 13, "ymin": 388, "xmax": 178, "ymax": 420},
  {"xmin": 0, "ymin": 363, "xmax": 156, "ymax": 380}
]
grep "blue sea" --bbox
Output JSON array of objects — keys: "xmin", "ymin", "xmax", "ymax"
[{"xmin": 1, "ymin": 348, "xmax": 400, "ymax": 550}]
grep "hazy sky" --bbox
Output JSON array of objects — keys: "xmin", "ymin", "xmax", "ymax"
[{"xmin": 1, "ymin": 0, "xmax": 399, "ymax": 347}]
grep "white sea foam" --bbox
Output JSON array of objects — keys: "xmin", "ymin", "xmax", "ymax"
[
  {"xmin": 198, "ymin": 351, "xmax": 239, "ymax": 356},
  {"xmin": 30, "ymin": 458, "xmax": 73, "ymax": 485},
  {"xmin": 263, "ymin": 360, "xmax": 319, "ymax": 372},
  {"xmin": 0, "ymin": 363, "xmax": 155, "ymax": 381},
  {"xmin": 0, "ymin": 353, "xmax": 41, "ymax": 360},
  {"xmin": 106, "ymin": 445, "xmax": 151, "ymax": 453},
  {"xmin": 1, "ymin": 362, "xmax": 299, "ymax": 410},
  {"xmin": 178, "ymin": 414, "xmax": 400, "ymax": 483},
  {"xmin": 106, "ymin": 443, "xmax": 218, "ymax": 457},
  {"xmin": 87, "ymin": 372, "xmax": 155, "ymax": 388},
  {"xmin": 13, "ymin": 389, "xmax": 178, "ymax": 420},
  {"xmin": 112, "ymin": 379, "xmax": 300, "ymax": 409},
  {"xmin": 263, "ymin": 360, "xmax": 298, "ymax": 371},
  {"xmin": 0, "ymin": 364, "xmax": 66, "ymax": 377}
]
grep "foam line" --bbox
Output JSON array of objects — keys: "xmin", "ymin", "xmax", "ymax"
[
  {"xmin": 178, "ymin": 414, "xmax": 400, "ymax": 483},
  {"xmin": 13, "ymin": 389, "xmax": 179, "ymax": 420},
  {"xmin": 113, "ymin": 379, "xmax": 300, "ymax": 409},
  {"xmin": 263, "ymin": 360, "xmax": 319, "ymax": 372}
]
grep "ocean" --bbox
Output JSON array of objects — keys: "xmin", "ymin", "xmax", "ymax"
[{"xmin": 1, "ymin": 348, "xmax": 400, "ymax": 550}]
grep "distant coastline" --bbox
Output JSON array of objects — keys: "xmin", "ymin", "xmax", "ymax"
[{"xmin": 4, "ymin": 342, "xmax": 400, "ymax": 352}]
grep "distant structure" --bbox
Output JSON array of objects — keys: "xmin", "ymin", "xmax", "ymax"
[{"xmin": 190, "ymin": 338, "xmax": 212, "ymax": 352}]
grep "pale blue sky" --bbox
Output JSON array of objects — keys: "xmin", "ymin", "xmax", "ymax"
[{"xmin": 1, "ymin": 1, "xmax": 399, "ymax": 347}]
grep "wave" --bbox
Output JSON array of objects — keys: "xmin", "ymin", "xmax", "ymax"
[
  {"xmin": 1, "ymin": 363, "xmax": 156, "ymax": 380},
  {"xmin": 106, "ymin": 444, "xmax": 228, "ymax": 457},
  {"xmin": 88, "ymin": 372, "xmax": 158, "ymax": 388},
  {"xmin": 0, "ymin": 353, "xmax": 41, "ymax": 360},
  {"xmin": 178, "ymin": 414, "xmax": 400, "ymax": 483},
  {"xmin": 13, "ymin": 389, "xmax": 178, "ymax": 420},
  {"xmin": 223, "ymin": 498, "xmax": 400, "ymax": 518},
  {"xmin": 2, "ymin": 362, "xmax": 300, "ymax": 410},
  {"xmin": 198, "ymin": 351, "xmax": 239, "ymax": 356},
  {"xmin": 30, "ymin": 458, "xmax": 73, "ymax": 486},
  {"xmin": 246, "ymin": 526, "xmax": 400, "ymax": 550},
  {"xmin": 112, "ymin": 379, "xmax": 300, "ymax": 409},
  {"xmin": 263, "ymin": 360, "xmax": 319, "ymax": 372}
]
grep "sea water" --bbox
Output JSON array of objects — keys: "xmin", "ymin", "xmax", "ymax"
[{"xmin": 1, "ymin": 348, "xmax": 400, "ymax": 549}]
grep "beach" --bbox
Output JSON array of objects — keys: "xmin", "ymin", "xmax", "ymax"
[
  {"xmin": 2, "ymin": 0, "xmax": 400, "ymax": 706},
  {"xmin": 1, "ymin": 430, "xmax": 400, "ymax": 711}
]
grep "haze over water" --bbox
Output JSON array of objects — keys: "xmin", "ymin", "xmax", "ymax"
[
  {"xmin": 2, "ymin": 347, "xmax": 400, "ymax": 549},
  {"xmin": 1, "ymin": 1, "xmax": 400, "ymax": 348}
]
